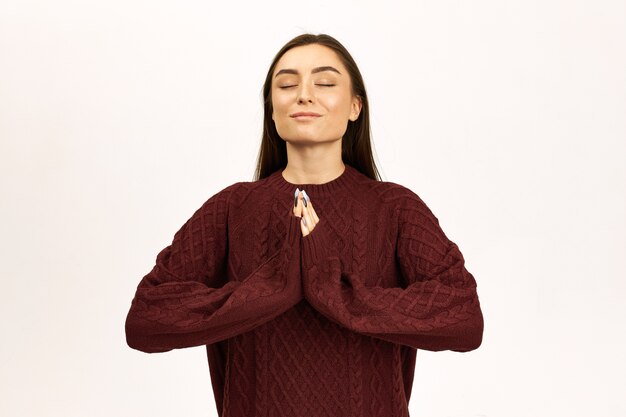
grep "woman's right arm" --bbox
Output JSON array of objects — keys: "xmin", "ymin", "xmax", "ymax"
[{"xmin": 124, "ymin": 183, "xmax": 302, "ymax": 353}]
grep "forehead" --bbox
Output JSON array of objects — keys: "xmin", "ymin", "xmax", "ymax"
[{"xmin": 274, "ymin": 44, "xmax": 343, "ymax": 75}]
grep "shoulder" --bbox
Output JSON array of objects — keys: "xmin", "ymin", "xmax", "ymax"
[
  {"xmin": 200, "ymin": 181, "xmax": 244, "ymax": 205},
  {"xmin": 203, "ymin": 178, "xmax": 275, "ymax": 202},
  {"xmin": 190, "ymin": 181, "xmax": 247, "ymax": 220},
  {"xmin": 220, "ymin": 178, "xmax": 272, "ymax": 209},
  {"xmin": 372, "ymin": 179, "xmax": 426, "ymax": 211},
  {"xmin": 374, "ymin": 180, "xmax": 443, "ymax": 229},
  {"xmin": 207, "ymin": 177, "xmax": 285, "ymax": 214}
]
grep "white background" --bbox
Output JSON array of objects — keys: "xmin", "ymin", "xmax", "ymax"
[{"xmin": 1, "ymin": 1, "xmax": 625, "ymax": 416}]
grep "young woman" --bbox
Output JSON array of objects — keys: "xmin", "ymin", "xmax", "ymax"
[{"xmin": 125, "ymin": 33, "xmax": 484, "ymax": 417}]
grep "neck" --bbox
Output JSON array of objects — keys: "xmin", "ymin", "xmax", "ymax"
[
  {"xmin": 265, "ymin": 163, "xmax": 360, "ymax": 198},
  {"xmin": 281, "ymin": 162, "xmax": 346, "ymax": 186}
]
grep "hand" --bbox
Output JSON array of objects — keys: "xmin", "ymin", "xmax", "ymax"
[{"xmin": 293, "ymin": 189, "xmax": 319, "ymax": 237}]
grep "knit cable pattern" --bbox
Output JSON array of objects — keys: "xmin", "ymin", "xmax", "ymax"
[
  {"xmin": 300, "ymin": 185, "xmax": 484, "ymax": 353},
  {"xmin": 125, "ymin": 184, "xmax": 303, "ymax": 353},
  {"xmin": 125, "ymin": 164, "xmax": 484, "ymax": 417}
]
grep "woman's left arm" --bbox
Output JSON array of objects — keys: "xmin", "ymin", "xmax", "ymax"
[{"xmin": 300, "ymin": 189, "xmax": 484, "ymax": 352}]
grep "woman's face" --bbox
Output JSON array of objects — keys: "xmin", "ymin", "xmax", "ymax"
[{"xmin": 271, "ymin": 44, "xmax": 362, "ymax": 145}]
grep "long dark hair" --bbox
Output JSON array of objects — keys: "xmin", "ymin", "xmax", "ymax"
[{"xmin": 253, "ymin": 33, "xmax": 382, "ymax": 182}]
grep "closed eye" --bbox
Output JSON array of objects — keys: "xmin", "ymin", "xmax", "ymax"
[{"xmin": 278, "ymin": 84, "xmax": 336, "ymax": 89}]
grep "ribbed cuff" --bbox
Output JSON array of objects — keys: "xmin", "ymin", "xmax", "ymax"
[{"xmin": 301, "ymin": 217, "xmax": 331, "ymax": 271}]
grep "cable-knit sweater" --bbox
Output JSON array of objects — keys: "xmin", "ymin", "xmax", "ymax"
[{"xmin": 124, "ymin": 163, "xmax": 484, "ymax": 417}]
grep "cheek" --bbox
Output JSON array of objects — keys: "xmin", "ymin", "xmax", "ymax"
[
  {"xmin": 272, "ymin": 93, "xmax": 291, "ymax": 115},
  {"xmin": 320, "ymin": 90, "xmax": 351, "ymax": 112},
  {"xmin": 323, "ymin": 97, "xmax": 351, "ymax": 119}
]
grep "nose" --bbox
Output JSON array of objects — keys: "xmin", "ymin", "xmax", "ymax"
[{"xmin": 297, "ymin": 83, "xmax": 314, "ymax": 104}]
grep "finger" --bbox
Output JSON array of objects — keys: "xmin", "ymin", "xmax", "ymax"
[
  {"xmin": 293, "ymin": 190, "xmax": 303, "ymax": 218},
  {"xmin": 302, "ymin": 201, "xmax": 315, "ymax": 233},
  {"xmin": 302, "ymin": 191, "xmax": 319, "ymax": 226},
  {"xmin": 308, "ymin": 199, "xmax": 319, "ymax": 224},
  {"xmin": 301, "ymin": 190, "xmax": 317, "ymax": 227},
  {"xmin": 293, "ymin": 192, "xmax": 302, "ymax": 217},
  {"xmin": 300, "ymin": 197, "xmax": 310, "ymax": 236},
  {"xmin": 294, "ymin": 193, "xmax": 308, "ymax": 236},
  {"xmin": 298, "ymin": 191, "xmax": 305, "ymax": 218},
  {"xmin": 293, "ymin": 195, "xmax": 302, "ymax": 217},
  {"xmin": 293, "ymin": 189, "xmax": 299, "ymax": 217},
  {"xmin": 300, "ymin": 214, "xmax": 309, "ymax": 237},
  {"xmin": 292, "ymin": 189, "xmax": 302, "ymax": 217}
]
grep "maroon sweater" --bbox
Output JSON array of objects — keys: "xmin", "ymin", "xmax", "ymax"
[{"xmin": 125, "ymin": 163, "xmax": 484, "ymax": 417}]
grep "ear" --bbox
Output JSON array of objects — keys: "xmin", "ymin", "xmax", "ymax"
[{"xmin": 350, "ymin": 95, "xmax": 362, "ymax": 121}]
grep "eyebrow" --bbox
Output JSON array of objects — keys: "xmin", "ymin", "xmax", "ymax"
[{"xmin": 274, "ymin": 65, "xmax": 342, "ymax": 78}]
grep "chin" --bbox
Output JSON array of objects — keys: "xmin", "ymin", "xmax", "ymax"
[
  {"xmin": 285, "ymin": 135, "xmax": 333, "ymax": 145},
  {"xmin": 278, "ymin": 130, "xmax": 339, "ymax": 144}
]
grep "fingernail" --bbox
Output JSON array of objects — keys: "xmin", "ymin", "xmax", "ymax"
[
  {"xmin": 302, "ymin": 190, "xmax": 307, "ymax": 207},
  {"xmin": 302, "ymin": 190, "xmax": 310, "ymax": 204},
  {"xmin": 302, "ymin": 217, "xmax": 307, "ymax": 226},
  {"xmin": 294, "ymin": 188, "xmax": 300, "ymax": 207}
]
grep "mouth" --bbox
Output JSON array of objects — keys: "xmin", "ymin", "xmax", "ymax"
[
  {"xmin": 290, "ymin": 112, "xmax": 322, "ymax": 118},
  {"xmin": 292, "ymin": 115, "xmax": 320, "ymax": 121}
]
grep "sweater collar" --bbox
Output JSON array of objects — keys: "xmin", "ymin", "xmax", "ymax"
[{"xmin": 265, "ymin": 163, "xmax": 360, "ymax": 198}]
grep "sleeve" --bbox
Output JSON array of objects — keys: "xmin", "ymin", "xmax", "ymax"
[
  {"xmin": 300, "ymin": 189, "xmax": 483, "ymax": 352},
  {"xmin": 125, "ymin": 183, "xmax": 303, "ymax": 353}
]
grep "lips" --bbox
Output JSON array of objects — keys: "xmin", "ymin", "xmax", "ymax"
[{"xmin": 291, "ymin": 112, "xmax": 321, "ymax": 117}]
